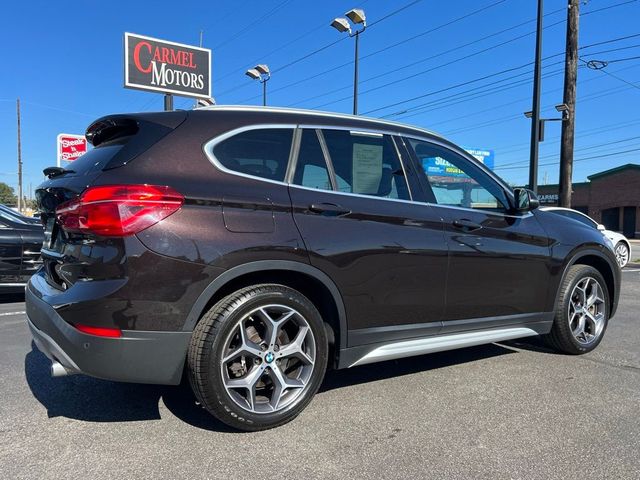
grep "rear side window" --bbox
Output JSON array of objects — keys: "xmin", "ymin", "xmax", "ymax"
[
  {"xmin": 320, "ymin": 129, "xmax": 410, "ymax": 200},
  {"xmin": 213, "ymin": 128, "xmax": 293, "ymax": 182},
  {"xmin": 66, "ymin": 142, "xmax": 124, "ymax": 176}
]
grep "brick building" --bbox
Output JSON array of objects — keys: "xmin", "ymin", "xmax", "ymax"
[{"xmin": 537, "ymin": 163, "xmax": 640, "ymax": 238}]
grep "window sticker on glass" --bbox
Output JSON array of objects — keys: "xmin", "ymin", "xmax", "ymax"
[{"xmin": 352, "ymin": 142, "xmax": 383, "ymax": 194}]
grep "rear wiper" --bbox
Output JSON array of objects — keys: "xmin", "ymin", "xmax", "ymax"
[{"xmin": 43, "ymin": 166, "xmax": 75, "ymax": 178}]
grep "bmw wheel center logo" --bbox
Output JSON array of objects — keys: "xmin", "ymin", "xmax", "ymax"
[{"xmin": 265, "ymin": 352, "xmax": 275, "ymax": 364}]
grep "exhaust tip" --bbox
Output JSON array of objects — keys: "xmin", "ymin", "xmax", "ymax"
[{"xmin": 51, "ymin": 361, "xmax": 72, "ymax": 377}]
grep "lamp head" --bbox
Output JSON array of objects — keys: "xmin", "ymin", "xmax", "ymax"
[
  {"xmin": 345, "ymin": 8, "xmax": 366, "ymax": 25},
  {"xmin": 255, "ymin": 64, "xmax": 270, "ymax": 76},
  {"xmin": 330, "ymin": 17, "xmax": 351, "ymax": 34},
  {"xmin": 245, "ymin": 68, "xmax": 261, "ymax": 80}
]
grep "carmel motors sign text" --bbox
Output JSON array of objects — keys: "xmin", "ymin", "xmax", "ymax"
[{"xmin": 124, "ymin": 33, "xmax": 211, "ymax": 99}]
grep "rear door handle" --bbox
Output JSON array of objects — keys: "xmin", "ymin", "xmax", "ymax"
[
  {"xmin": 308, "ymin": 203, "xmax": 351, "ymax": 217},
  {"xmin": 452, "ymin": 219, "xmax": 482, "ymax": 232}
]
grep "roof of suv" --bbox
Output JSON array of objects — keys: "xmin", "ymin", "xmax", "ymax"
[{"xmin": 193, "ymin": 105, "xmax": 443, "ymax": 140}]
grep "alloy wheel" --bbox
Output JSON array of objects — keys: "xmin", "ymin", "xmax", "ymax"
[
  {"xmin": 614, "ymin": 242, "xmax": 629, "ymax": 267},
  {"xmin": 220, "ymin": 304, "xmax": 316, "ymax": 414},
  {"xmin": 568, "ymin": 277, "xmax": 606, "ymax": 345}
]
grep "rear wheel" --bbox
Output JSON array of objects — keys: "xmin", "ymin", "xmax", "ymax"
[
  {"xmin": 544, "ymin": 265, "xmax": 609, "ymax": 354},
  {"xmin": 614, "ymin": 241, "xmax": 629, "ymax": 268},
  {"xmin": 187, "ymin": 284, "xmax": 328, "ymax": 431}
]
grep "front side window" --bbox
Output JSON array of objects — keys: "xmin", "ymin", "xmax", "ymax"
[
  {"xmin": 212, "ymin": 128, "xmax": 293, "ymax": 181},
  {"xmin": 408, "ymin": 139, "xmax": 508, "ymax": 212},
  {"xmin": 321, "ymin": 129, "xmax": 410, "ymax": 200}
]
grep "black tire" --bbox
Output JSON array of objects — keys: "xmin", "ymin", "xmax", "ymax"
[
  {"xmin": 544, "ymin": 265, "xmax": 610, "ymax": 354},
  {"xmin": 187, "ymin": 284, "xmax": 328, "ymax": 431}
]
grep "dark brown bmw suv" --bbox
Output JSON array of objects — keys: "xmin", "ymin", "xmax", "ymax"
[{"xmin": 27, "ymin": 106, "xmax": 620, "ymax": 431}]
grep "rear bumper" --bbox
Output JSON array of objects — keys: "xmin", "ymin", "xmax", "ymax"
[{"xmin": 26, "ymin": 276, "xmax": 191, "ymax": 385}]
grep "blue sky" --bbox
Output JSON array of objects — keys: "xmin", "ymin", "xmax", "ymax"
[{"xmin": 1, "ymin": 0, "xmax": 639, "ymax": 196}]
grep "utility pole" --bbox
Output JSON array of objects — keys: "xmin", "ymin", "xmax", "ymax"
[
  {"xmin": 528, "ymin": 0, "xmax": 544, "ymax": 194},
  {"xmin": 16, "ymin": 98, "xmax": 23, "ymax": 213},
  {"xmin": 558, "ymin": 0, "xmax": 579, "ymax": 208}
]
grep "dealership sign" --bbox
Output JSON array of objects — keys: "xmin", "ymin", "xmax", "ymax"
[
  {"xmin": 421, "ymin": 148, "xmax": 495, "ymax": 178},
  {"xmin": 57, "ymin": 134, "xmax": 88, "ymax": 167},
  {"xmin": 124, "ymin": 33, "xmax": 211, "ymax": 99}
]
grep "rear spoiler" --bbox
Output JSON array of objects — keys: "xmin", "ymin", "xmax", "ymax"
[{"xmin": 85, "ymin": 111, "xmax": 188, "ymax": 147}]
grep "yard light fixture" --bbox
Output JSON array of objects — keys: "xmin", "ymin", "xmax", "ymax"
[
  {"xmin": 245, "ymin": 64, "xmax": 271, "ymax": 106},
  {"xmin": 330, "ymin": 7, "xmax": 367, "ymax": 115},
  {"xmin": 524, "ymin": 102, "xmax": 570, "ymax": 142}
]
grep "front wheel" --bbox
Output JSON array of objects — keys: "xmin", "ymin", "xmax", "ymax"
[
  {"xmin": 187, "ymin": 284, "xmax": 328, "ymax": 431},
  {"xmin": 614, "ymin": 241, "xmax": 629, "ymax": 268},
  {"xmin": 544, "ymin": 265, "xmax": 610, "ymax": 354}
]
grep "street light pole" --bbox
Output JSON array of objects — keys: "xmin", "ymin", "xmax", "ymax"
[
  {"xmin": 263, "ymin": 78, "xmax": 267, "ymax": 106},
  {"xmin": 16, "ymin": 98, "xmax": 23, "ymax": 213},
  {"xmin": 528, "ymin": 0, "xmax": 544, "ymax": 193},
  {"xmin": 353, "ymin": 30, "xmax": 360, "ymax": 115},
  {"xmin": 331, "ymin": 8, "xmax": 366, "ymax": 115},
  {"xmin": 246, "ymin": 65, "xmax": 270, "ymax": 106}
]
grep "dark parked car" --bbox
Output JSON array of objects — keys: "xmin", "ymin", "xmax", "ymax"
[
  {"xmin": 0, "ymin": 207, "xmax": 43, "ymax": 292},
  {"xmin": 27, "ymin": 106, "xmax": 620, "ymax": 431}
]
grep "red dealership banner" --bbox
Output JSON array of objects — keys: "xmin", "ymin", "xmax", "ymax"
[{"xmin": 124, "ymin": 32, "xmax": 211, "ymax": 99}]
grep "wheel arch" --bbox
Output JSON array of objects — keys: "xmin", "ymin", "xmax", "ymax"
[
  {"xmin": 556, "ymin": 248, "xmax": 620, "ymax": 318},
  {"xmin": 183, "ymin": 261, "xmax": 348, "ymax": 360}
]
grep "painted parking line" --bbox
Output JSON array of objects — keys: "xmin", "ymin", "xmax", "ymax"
[{"xmin": 0, "ymin": 311, "xmax": 25, "ymax": 317}]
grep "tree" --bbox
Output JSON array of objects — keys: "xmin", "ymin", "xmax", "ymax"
[{"xmin": 0, "ymin": 182, "xmax": 17, "ymax": 205}]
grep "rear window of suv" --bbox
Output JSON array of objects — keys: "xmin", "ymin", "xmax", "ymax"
[{"xmin": 213, "ymin": 128, "xmax": 293, "ymax": 182}]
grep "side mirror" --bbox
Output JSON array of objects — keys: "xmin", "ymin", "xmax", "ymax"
[
  {"xmin": 597, "ymin": 224, "xmax": 606, "ymax": 231},
  {"xmin": 513, "ymin": 188, "xmax": 540, "ymax": 212}
]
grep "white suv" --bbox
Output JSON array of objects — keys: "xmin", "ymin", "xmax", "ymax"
[{"xmin": 542, "ymin": 207, "xmax": 631, "ymax": 267}]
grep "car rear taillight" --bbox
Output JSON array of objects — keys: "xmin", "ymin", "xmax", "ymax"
[{"xmin": 56, "ymin": 184, "xmax": 184, "ymax": 237}]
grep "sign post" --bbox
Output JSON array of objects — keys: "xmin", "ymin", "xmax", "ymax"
[
  {"xmin": 57, "ymin": 134, "xmax": 88, "ymax": 167},
  {"xmin": 124, "ymin": 33, "xmax": 212, "ymax": 110}
]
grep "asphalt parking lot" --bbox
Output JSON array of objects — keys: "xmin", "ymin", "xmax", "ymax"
[{"xmin": 1, "ymin": 267, "xmax": 639, "ymax": 480}]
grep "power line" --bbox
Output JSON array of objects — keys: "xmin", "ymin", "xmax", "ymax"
[
  {"xmin": 442, "ymin": 74, "xmax": 634, "ymax": 137},
  {"xmin": 581, "ymin": 56, "xmax": 640, "ymax": 90},
  {"xmin": 287, "ymin": 1, "xmax": 638, "ymax": 109},
  {"xmin": 213, "ymin": 1, "xmax": 376, "ymax": 85},
  {"xmin": 228, "ymin": 0, "xmax": 511, "ymax": 103},
  {"xmin": 495, "ymin": 147, "xmax": 640, "ymax": 171},
  {"xmin": 357, "ymin": 41, "xmax": 639, "ymax": 117},
  {"xmin": 283, "ymin": 5, "xmax": 567, "ymax": 108},
  {"xmin": 497, "ymin": 117, "xmax": 640, "ymax": 154},
  {"xmin": 216, "ymin": 0, "xmax": 420, "ymax": 99},
  {"xmin": 212, "ymin": 0, "xmax": 294, "ymax": 51}
]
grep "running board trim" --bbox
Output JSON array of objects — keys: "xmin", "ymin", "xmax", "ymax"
[{"xmin": 348, "ymin": 327, "xmax": 538, "ymax": 367}]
